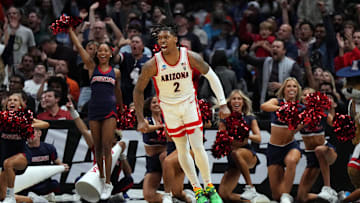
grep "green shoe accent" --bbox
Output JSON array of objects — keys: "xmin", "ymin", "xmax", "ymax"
[
  {"xmin": 205, "ymin": 184, "xmax": 223, "ymax": 203},
  {"xmin": 195, "ymin": 188, "xmax": 209, "ymax": 203}
]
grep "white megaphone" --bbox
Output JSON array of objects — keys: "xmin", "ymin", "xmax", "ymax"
[
  {"xmin": 14, "ymin": 165, "xmax": 66, "ymax": 193},
  {"xmin": 75, "ymin": 143, "xmax": 122, "ymax": 202}
]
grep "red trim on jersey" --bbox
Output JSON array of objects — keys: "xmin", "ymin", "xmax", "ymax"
[
  {"xmin": 152, "ymin": 78, "xmax": 160, "ymax": 99},
  {"xmin": 161, "ymin": 48, "xmax": 182, "ymax": 67},
  {"xmin": 184, "ymin": 119, "xmax": 203, "ymax": 128},
  {"xmin": 98, "ymin": 66, "xmax": 112, "ymax": 74},
  {"xmin": 167, "ymin": 125, "xmax": 185, "ymax": 133},
  {"xmin": 186, "ymin": 129, "xmax": 195, "ymax": 134},
  {"xmin": 170, "ymin": 130, "xmax": 186, "ymax": 137}
]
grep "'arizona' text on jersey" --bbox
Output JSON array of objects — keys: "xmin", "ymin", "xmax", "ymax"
[{"xmin": 153, "ymin": 47, "xmax": 195, "ymax": 104}]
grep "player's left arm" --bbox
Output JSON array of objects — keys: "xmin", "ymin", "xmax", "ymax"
[
  {"xmin": 188, "ymin": 51, "xmax": 224, "ymax": 104},
  {"xmin": 114, "ymin": 68, "xmax": 124, "ymax": 111},
  {"xmin": 188, "ymin": 51, "xmax": 230, "ymax": 118}
]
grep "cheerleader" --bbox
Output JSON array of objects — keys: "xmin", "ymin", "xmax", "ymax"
[
  {"xmin": 217, "ymin": 90, "xmax": 264, "ymax": 202},
  {"xmin": 260, "ymin": 77, "xmax": 302, "ymax": 202},
  {"xmin": 0, "ymin": 93, "xmax": 49, "ymax": 203},
  {"xmin": 296, "ymin": 88, "xmax": 337, "ymax": 203}
]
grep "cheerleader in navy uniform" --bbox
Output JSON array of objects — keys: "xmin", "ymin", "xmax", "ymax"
[
  {"xmin": 141, "ymin": 96, "xmax": 169, "ymax": 202},
  {"xmin": 69, "ymin": 27, "xmax": 123, "ymax": 200},
  {"xmin": 0, "ymin": 93, "xmax": 49, "ymax": 203},
  {"xmin": 261, "ymin": 77, "xmax": 303, "ymax": 203},
  {"xmin": 296, "ymin": 88, "xmax": 338, "ymax": 203},
  {"xmin": 218, "ymin": 90, "xmax": 265, "ymax": 202}
]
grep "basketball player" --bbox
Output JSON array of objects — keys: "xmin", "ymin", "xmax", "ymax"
[{"xmin": 134, "ymin": 24, "xmax": 230, "ymax": 203}]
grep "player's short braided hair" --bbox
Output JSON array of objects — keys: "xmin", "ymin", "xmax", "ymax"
[{"xmin": 151, "ymin": 23, "xmax": 178, "ymax": 40}]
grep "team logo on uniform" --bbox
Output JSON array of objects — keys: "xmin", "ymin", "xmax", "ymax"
[
  {"xmin": 181, "ymin": 62, "xmax": 186, "ymax": 70},
  {"xmin": 162, "ymin": 64, "xmax": 167, "ymax": 70}
]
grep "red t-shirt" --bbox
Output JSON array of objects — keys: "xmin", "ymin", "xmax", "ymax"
[
  {"xmin": 37, "ymin": 109, "xmax": 72, "ymax": 120},
  {"xmin": 334, "ymin": 47, "xmax": 360, "ymax": 72}
]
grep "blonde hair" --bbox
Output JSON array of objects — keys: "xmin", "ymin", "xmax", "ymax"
[
  {"xmin": 302, "ymin": 87, "xmax": 315, "ymax": 95},
  {"xmin": 227, "ymin": 89, "xmax": 253, "ymax": 115},
  {"xmin": 323, "ymin": 70, "xmax": 337, "ymax": 93},
  {"xmin": 259, "ymin": 21, "xmax": 272, "ymax": 31},
  {"xmin": 276, "ymin": 77, "xmax": 302, "ymax": 101},
  {"xmin": 3, "ymin": 93, "xmax": 26, "ymax": 111}
]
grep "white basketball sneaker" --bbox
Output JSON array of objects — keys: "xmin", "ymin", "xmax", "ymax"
[
  {"xmin": 252, "ymin": 194, "xmax": 271, "ymax": 203},
  {"xmin": 28, "ymin": 192, "xmax": 49, "ymax": 203},
  {"xmin": 318, "ymin": 186, "xmax": 338, "ymax": 203},
  {"xmin": 2, "ymin": 195, "xmax": 16, "ymax": 203},
  {"xmin": 162, "ymin": 193, "xmax": 173, "ymax": 203},
  {"xmin": 280, "ymin": 193, "xmax": 293, "ymax": 203},
  {"xmin": 241, "ymin": 185, "xmax": 258, "ymax": 200},
  {"xmin": 100, "ymin": 183, "xmax": 113, "ymax": 200}
]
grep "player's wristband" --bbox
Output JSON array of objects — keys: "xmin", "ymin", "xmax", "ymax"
[{"xmin": 69, "ymin": 108, "xmax": 80, "ymax": 119}]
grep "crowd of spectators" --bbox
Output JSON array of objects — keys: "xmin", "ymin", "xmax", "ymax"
[
  {"xmin": 0, "ymin": 0, "xmax": 357, "ymax": 118},
  {"xmin": 0, "ymin": 0, "xmax": 360, "ymax": 119},
  {"xmin": 0, "ymin": 0, "xmax": 360, "ymax": 198}
]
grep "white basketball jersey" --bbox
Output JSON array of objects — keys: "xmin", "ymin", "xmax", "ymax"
[{"xmin": 153, "ymin": 47, "xmax": 195, "ymax": 104}]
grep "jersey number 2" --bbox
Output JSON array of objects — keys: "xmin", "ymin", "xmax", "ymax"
[{"xmin": 173, "ymin": 82, "xmax": 180, "ymax": 92}]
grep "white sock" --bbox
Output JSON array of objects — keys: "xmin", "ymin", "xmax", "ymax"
[
  {"xmin": 6, "ymin": 187, "xmax": 14, "ymax": 197},
  {"xmin": 172, "ymin": 135, "xmax": 201, "ymax": 189},
  {"xmin": 100, "ymin": 177, "xmax": 106, "ymax": 185},
  {"xmin": 188, "ymin": 128, "xmax": 212, "ymax": 187}
]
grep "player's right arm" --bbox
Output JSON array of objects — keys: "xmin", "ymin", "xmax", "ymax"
[{"xmin": 133, "ymin": 58, "xmax": 157, "ymax": 133}]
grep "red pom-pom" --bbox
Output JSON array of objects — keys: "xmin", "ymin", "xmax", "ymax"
[
  {"xmin": 225, "ymin": 112, "xmax": 250, "ymax": 141},
  {"xmin": 0, "ymin": 109, "xmax": 34, "ymax": 139},
  {"xmin": 198, "ymin": 99, "xmax": 212, "ymax": 123},
  {"xmin": 153, "ymin": 44, "xmax": 161, "ymax": 54},
  {"xmin": 211, "ymin": 130, "xmax": 233, "ymax": 159},
  {"xmin": 116, "ymin": 105, "xmax": 137, "ymax": 130},
  {"xmin": 333, "ymin": 113, "xmax": 355, "ymax": 142},
  {"xmin": 276, "ymin": 101, "xmax": 302, "ymax": 130},
  {"xmin": 156, "ymin": 127, "xmax": 167, "ymax": 142},
  {"xmin": 50, "ymin": 15, "xmax": 83, "ymax": 35},
  {"xmin": 299, "ymin": 92, "xmax": 331, "ymax": 130}
]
